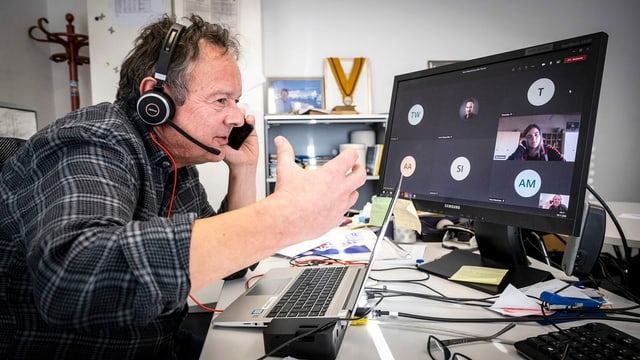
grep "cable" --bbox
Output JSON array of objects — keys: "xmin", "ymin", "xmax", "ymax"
[
  {"xmin": 288, "ymin": 254, "xmax": 368, "ymax": 267},
  {"xmin": 149, "ymin": 131, "xmax": 177, "ymax": 217},
  {"xmin": 374, "ymin": 309, "xmax": 640, "ymax": 325},
  {"xmin": 365, "ymin": 287, "xmax": 497, "ymax": 308},
  {"xmin": 188, "ymin": 294, "xmax": 222, "ymax": 313},
  {"xmin": 151, "ymin": 131, "xmax": 224, "ymax": 313},
  {"xmin": 370, "ymin": 266, "xmax": 447, "ymax": 297},
  {"xmin": 586, "ymin": 184, "xmax": 630, "ymax": 264}
]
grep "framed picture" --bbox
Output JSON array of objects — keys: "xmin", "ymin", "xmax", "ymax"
[
  {"xmin": 0, "ymin": 102, "xmax": 37, "ymax": 139},
  {"xmin": 427, "ymin": 60, "xmax": 461, "ymax": 68},
  {"xmin": 266, "ymin": 77, "xmax": 324, "ymax": 114},
  {"xmin": 323, "ymin": 57, "xmax": 372, "ymax": 113}
]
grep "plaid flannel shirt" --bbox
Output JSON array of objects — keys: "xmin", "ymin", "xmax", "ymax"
[{"xmin": 0, "ymin": 102, "xmax": 220, "ymax": 359}]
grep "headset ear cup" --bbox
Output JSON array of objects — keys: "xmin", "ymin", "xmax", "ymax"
[{"xmin": 136, "ymin": 90, "xmax": 175, "ymax": 126}]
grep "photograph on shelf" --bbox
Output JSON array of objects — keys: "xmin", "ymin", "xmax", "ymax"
[
  {"xmin": 266, "ymin": 77, "xmax": 324, "ymax": 114},
  {"xmin": 324, "ymin": 57, "xmax": 372, "ymax": 114},
  {"xmin": 427, "ymin": 60, "xmax": 461, "ymax": 68}
]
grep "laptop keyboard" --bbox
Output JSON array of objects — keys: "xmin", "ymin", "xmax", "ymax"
[
  {"xmin": 514, "ymin": 322, "xmax": 640, "ymax": 360},
  {"xmin": 267, "ymin": 266, "xmax": 348, "ymax": 318}
]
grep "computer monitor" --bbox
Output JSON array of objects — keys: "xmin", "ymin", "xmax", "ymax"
[{"xmin": 378, "ymin": 32, "xmax": 608, "ymax": 292}]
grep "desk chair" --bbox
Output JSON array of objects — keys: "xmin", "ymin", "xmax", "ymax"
[{"xmin": 0, "ymin": 137, "xmax": 26, "ymax": 170}]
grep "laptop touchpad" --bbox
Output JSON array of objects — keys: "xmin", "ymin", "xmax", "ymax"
[{"xmin": 247, "ymin": 278, "xmax": 289, "ymax": 296}]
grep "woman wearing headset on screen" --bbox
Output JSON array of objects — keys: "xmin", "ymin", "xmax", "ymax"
[{"xmin": 508, "ymin": 123, "xmax": 565, "ymax": 161}]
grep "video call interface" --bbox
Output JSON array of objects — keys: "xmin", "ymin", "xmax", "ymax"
[{"xmin": 381, "ymin": 44, "xmax": 597, "ymax": 220}]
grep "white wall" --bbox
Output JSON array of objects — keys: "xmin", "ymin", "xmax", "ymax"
[
  {"xmin": 0, "ymin": 0, "xmax": 91, "ymax": 124},
  {"xmin": 86, "ymin": 0, "xmax": 264, "ymax": 209},
  {"xmin": 262, "ymin": 0, "xmax": 640, "ymax": 202},
  {"xmin": 4, "ymin": 0, "xmax": 638, "ymax": 203}
]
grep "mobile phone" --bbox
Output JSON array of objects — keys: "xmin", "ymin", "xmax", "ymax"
[{"xmin": 228, "ymin": 122, "xmax": 254, "ymax": 150}]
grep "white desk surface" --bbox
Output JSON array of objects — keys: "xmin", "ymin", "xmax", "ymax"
[
  {"xmin": 599, "ymin": 201, "xmax": 640, "ymax": 249},
  {"xmin": 198, "ymin": 243, "xmax": 639, "ymax": 359}
]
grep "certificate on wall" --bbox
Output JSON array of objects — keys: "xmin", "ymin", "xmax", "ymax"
[
  {"xmin": 323, "ymin": 57, "xmax": 372, "ymax": 114},
  {"xmin": 0, "ymin": 103, "xmax": 37, "ymax": 139}
]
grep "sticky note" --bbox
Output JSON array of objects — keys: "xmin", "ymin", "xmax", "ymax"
[{"xmin": 449, "ymin": 265, "xmax": 509, "ymax": 285}]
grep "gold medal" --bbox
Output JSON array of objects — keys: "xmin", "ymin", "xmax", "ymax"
[{"xmin": 328, "ymin": 58, "xmax": 365, "ymax": 106}]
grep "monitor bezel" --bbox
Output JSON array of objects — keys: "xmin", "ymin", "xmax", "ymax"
[{"xmin": 377, "ymin": 32, "xmax": 608, "ymax": 238}]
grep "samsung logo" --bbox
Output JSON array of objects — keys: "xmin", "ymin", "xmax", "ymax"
[{"xmin": 444, "ymin": 204, "xmax": 460, "ymax": 210}]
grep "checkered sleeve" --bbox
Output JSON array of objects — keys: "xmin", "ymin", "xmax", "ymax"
[{"xmin": 19, "ymin": 123, "xmax": 193, "ymax": 332}]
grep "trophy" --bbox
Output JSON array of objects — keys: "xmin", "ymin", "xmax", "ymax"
[{"xmin": 326, "ymin": 57, "xmax": 366, "ymax": 114}]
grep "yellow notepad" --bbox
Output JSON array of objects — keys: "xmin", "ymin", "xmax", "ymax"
[{"xmin": 449, "ymin": 265, "xmax": 509, "ymax": 285}]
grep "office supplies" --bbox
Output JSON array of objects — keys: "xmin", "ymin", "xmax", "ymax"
[
  {"xmin": 539, "ymin": 290, "xmax": 602, "ymax": 310},
  {"xmin": 514, "ymin": 322, "xmax": 640, "ymax": 359},
  {"xmin": 212, "ymin": 175, "xmax": 402, "ymax": 327}
]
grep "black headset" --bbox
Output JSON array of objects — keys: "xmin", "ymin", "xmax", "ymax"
[
  {"xmin": 136, "ymin": 23, "xmax": 185, "ymax": 126},
  {"xmin": 136, "ymin": 23, "xmax": 221, "ymax": 155}
]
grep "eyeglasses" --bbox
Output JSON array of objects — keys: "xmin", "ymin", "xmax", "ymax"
[{"xmin": 427, "ymin": 323, "xmax": 516, "ymax": 360}]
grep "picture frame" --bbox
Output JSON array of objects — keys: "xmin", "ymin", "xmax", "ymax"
[
  {"xmin": 0, "ymin": 102, "xmax": 38, "ymax": 139},
  {"xmin": 266, "ymin": 77, "xmax": 324, "ymax": 114},
  {"xmin": 323, "ymin": 57, "xmax": 372, "ymax": 114},
  {"xmin": 427, "ymin": 60, "xmax": 461, "ymax": 69}
]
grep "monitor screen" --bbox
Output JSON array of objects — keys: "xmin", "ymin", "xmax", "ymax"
[{"xmin": 378, "ymin": 32, "xmax": 608, "ymax": 289}]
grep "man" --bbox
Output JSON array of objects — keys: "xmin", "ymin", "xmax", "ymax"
[
  {"xmin": 463, "ymin": 99, "xmax": 475, "ymax": 120},
  {"xmin": 548, "ymin": 194, "xmax": 568, "ymax": 215},
  {"xmin": 0, "ymin": 15, "xmax": 365, "ymax": 359},
  {"xmin": 275, "ymin": 88, "xmax": 292, "ymax": 113}
]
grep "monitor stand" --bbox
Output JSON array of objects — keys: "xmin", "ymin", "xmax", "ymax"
[{"xmin": 418, "ymin": 250, "xmax": 552, "ymax": 295}]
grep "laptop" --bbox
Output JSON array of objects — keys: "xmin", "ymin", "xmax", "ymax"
[{"xmin": 212, "ymin": 175, "xmax": 403, "ymax": 328}]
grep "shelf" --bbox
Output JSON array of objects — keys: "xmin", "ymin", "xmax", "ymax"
[
  {"xmin": 266, "ymin": 175, "xmax": 379, "ymax": 183},
  {"xmin": 265, "ymin": 113, "xmax": 388, "ymax": 125},
  {"xmin": 263, "ymin": 113, "xmax": 387, "ymax": 210},
  {"xmin": 264, "ymin": 114, "xmax": 388, "ymax": 122}
]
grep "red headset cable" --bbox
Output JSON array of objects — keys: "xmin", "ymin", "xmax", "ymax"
[
  {"xmin": 149, "ymin": 131, "xmax": 177, "ymax": 218},
  {"xmin": 149, "ymin": 131, "xmax": 222, "ymax": 313}
]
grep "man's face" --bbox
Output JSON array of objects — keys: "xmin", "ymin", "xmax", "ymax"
[
  {"xmin": 465, "ymin": 101, "xmax": 474, "ymax": 115},
  {"xmin": 167, "ymin": 41, "xmax": 244, "ymax": 163}
]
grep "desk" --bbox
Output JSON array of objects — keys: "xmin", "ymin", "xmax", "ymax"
[
  {"xmin": 600, "ymin": 201, "xmax": 640, "ymax": 249},
  {"xmin": 199, "ymin": 243, "xmax": 639, "ymax": 359}
]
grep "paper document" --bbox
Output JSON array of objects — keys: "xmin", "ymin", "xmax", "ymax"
[
  {"xmin": 490, "ymin": 284, "xmax": 549, "ymax": 316},
  {"xmin": 276, "ymin": 227, "xmax": 412, "ymax": 261},
  {"xmin": 393, "ymin": 198, "xmax": 422, "ymax": 233},
  {"xmin": 276, "ymin": 228, "xmax": 377, "ymax": 260},
  {"xmin": 448, "ymin": 265, "xmax": 509, "ymax": 285}
]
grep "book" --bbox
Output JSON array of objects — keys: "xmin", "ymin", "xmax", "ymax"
[{"xmin": 365, "ymin": 144, "xmax": 384, "ymax": 176}]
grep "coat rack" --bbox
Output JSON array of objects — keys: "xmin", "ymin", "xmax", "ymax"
[{"xmin": 28, "ymin": 13, "xmax": 90, "ymax": 111}]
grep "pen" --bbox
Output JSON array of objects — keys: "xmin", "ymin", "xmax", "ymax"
[{"xmin": 340, "ymin": 219, "xmax": 352, "ymax": 227}]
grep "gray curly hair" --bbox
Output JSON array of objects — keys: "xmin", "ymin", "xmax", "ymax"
[{"xmin": 116, "ymin": 14, "xmax": 240, "ymax": 110}]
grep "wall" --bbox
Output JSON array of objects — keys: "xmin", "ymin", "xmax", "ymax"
[
  {"xmin": 4, "ymin": 0, "xmax": 639, "ymax": 204},
  {"xmin": 87, "ymin": 0, "xmax": 264, "ymax": 208},
  {"xmin": 0, "ymin": 0, "xmax": 91, "ymax": 127},
  {"xmin": 262, "ymin": 0, "xmax": 640, "ymax": 202}
]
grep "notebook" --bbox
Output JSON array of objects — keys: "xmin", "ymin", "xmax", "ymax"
[{"xmin": 212, "ymin": 175, "xmax": 403, "ymax": 328}]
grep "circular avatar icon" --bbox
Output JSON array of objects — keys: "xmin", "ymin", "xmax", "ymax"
[
  {"xmin": 408, "ymin": 104, "xmax": 424, "ymax": 126},
  {"xmin": 450, "ymin": 157, "xmax": 471, "ymax": 181},
  {"xmin": 513, "ymin": 169, "xmax": 542, "ymax": 198},
  {"xmin": 400, "ymin": 156, "xmax": 416, "ymax": 177},
  {"xmin": 527, "ymin": 78, "xmax": 555, "ymax": 106}
]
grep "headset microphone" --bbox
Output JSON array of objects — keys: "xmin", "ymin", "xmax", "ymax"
[{"xmin": 165, "ymin": 120, "xmax": 221, "ymax": 155}]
